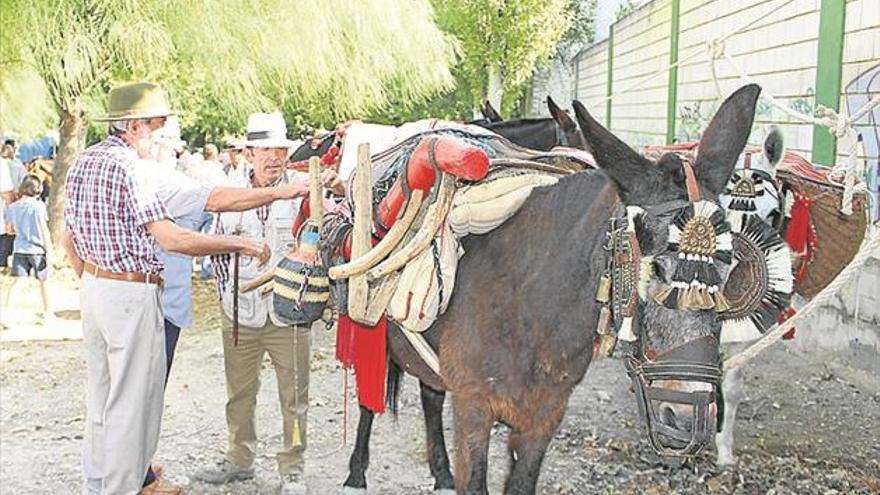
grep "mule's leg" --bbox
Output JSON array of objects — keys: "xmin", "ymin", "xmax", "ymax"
[
  {"xmin": 452, "ymin": 395, "xmax": 493, "ymax": 495},
  {"xmin": 503, "ymin": 418, "xmax": 561, "ymax": 494},
  {"xmin": 420, "ymin": 381, "xmax": 455, "ymax": 493},
  {"xmin": 715, "ymin": 365, "xmax": 744, "ymax": 467},
  {"xmin": 342, "ymin": 405, "xmax": 375, "ymax": 493}
]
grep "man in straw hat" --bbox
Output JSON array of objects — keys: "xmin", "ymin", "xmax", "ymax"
[
  {"xmin": 194, "ymin": 111, "xmax": 342, "ymax": 494},
  {"xmin": 61, "ymin": 81, "xmax": 270, "ymax": 495}
]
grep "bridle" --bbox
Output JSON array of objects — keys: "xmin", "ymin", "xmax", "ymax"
[{"xmin": 599, "ymin": 156, "xmax": 726, "ymax": 457}]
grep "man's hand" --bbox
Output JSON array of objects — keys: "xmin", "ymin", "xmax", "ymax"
[
  {"xmin": 321, "ymin": 169, "xmax": 345, "ymax": 196},
  {"xmin": 238, "ymin": 238, "xmax": 271, "ymax": 266},
  {"xmin": 275, "ymin": 181, "xmax": 310, "ymax": 200}
]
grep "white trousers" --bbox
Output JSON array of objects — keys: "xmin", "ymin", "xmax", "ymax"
[{"xmin": 80, "ymin": 273, "xmax": 166, "ymax": 495}]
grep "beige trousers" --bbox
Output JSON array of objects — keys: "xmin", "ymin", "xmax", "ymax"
[
  {"xmin": 222, "ymin": 320, "xmax": 310, "ymax": 474},
  {"xmin": 80, "ymin": 274, "xmax": 166, "ymax": 495}
]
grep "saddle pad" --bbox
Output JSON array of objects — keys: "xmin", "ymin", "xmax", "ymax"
[
  {"xmin": 388, "ymin": 224, "xmax": 461, "ymax": 332},
  {"xmin": 449, "ymin": 170, "xmax": 559, "ymax": 236}
]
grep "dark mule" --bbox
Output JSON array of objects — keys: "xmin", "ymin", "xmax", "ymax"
[
  {"xmin": 341, "ymin": 84, "xmax": 762, "ymax": 494},
  {"xmin": 291, "ymin": 97, "xmax": 584, "ymax": 165},
  {"xmin": 477, "ymin": 96, "xmax": 585, "ymax": 151},
  {"xmin": 480, "ymin": 100, "xmax": 503, "ymax": 123}
]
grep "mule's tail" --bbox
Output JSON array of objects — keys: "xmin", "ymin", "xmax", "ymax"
[{"xmin": 386, "ymin": 357, "xmax": 402, "ymax": 417}]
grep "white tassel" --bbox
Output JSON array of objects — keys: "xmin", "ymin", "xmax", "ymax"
[
  {"xmin": 721, "ymin": 317, "xmax": 763, "ymax": 343},
  {"xmin": 619, "ymin": 316, "xmax": 637, "ymax": 342},
  {"xmin": 638, "ymin": 256, "xmax": 653, "ymax": 301}
]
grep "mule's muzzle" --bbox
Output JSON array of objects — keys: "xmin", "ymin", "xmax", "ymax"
[{"xmin": 624, "ymin": 335, "xmax": 722, "ymax": 457}]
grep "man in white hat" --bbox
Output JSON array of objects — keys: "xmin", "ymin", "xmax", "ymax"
[
  {"xmin": 62, "ymin": 81, "xmax": 271, "ymax": 495},
  {"xmin": 195, "ymin": 112, "xmax": 342, "ymax": 494},
  {"xmin": 140, "ymin": 114, "xmax": 344, "ymax": 493}
]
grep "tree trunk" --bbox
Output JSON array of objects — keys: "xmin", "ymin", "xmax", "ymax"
[
  {"xmin": 48, "ymin": 103, "xmax": 86, "ymax": 249},
  {"xmin": 486, "ymin": 63, "xmax": 504, "ymax": 114}
]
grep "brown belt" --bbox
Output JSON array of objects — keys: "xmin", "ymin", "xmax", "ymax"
[{"xmin": 83, "ymin": 262, "xmax": 163, "ymax": 287}]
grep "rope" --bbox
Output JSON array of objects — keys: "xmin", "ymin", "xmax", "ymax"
[
  {"xmin": 723, "ymin": 222, "xmax": 880, "ymax": 372},
  {"xmin": 598, "ymin": 0, "xmax": 797, "ymax": 105},
  {"xmin": 716, "ymin": 48, "xmax": 879, "ymax": 215},
  {"xmin": 585, "ymin": 0, "xmax": 880, "ymax": 215}
]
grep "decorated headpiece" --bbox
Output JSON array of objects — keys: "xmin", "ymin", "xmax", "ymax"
[
  {"xmin": 719, "ymin": 216, "xmax": 793, "ymax": 342},
  {"xmin": 719, "ymin": 127, "xmax": 784, "ymax": 232},
  {"xmin": 654, "ymin": 158, "xmax": 732, "ymax": 311}
]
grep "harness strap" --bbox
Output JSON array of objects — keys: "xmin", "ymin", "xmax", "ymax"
[{"xmin": 681, "ymin": 158, "xmax": 701, "ymax": 202}]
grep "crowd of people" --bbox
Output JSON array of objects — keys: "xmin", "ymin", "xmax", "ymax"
[{"xmin": 2, "ymin": 81, "xmax": 344, "ymax": 495}]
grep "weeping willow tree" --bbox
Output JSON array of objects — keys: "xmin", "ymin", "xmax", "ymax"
[
  {"xmin": 0, "ymin": 0, "xmax": 457, "ymax": 242},
  {"xmin": 434, "ymin": 0, "xmax": 571, "ymax": 115}
]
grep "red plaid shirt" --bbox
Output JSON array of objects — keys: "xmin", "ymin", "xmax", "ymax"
[{"xmin": 64, "ymin": 135, "xmax": 170, "ymax": 274}]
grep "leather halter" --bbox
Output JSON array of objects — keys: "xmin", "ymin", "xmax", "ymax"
[
  {"xmin": 680, "ymin": 157, "xmax": 701, "ymax": 202},
  {"xmin": 601, "ymin": 156, "xmax": 724, "ymax": 458}
]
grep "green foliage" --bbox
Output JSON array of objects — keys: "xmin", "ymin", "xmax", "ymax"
[
  {"xmin": 433, "ymin": 0, "xmax": 571, "ymax": 115},
  {"xmin": 0, "ymin": 65, "xmax": 56, "ymax": 139},
  {"xmin": 555, "ymin": 0, "xmax": 597, "ymax": 60},
  {"xmin": 0, "ymin": 0, "xmax": 458, "ymax": 137},
  {"xmin": 615, "ymin": 0, "xmax": 643, "ymax": 21}
]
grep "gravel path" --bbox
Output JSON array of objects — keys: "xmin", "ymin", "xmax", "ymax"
[{"xmin": 2, "ymin": 279, "xmax": 878, "ymax": 494}]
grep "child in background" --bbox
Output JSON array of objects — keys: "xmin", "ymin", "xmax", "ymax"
[{"xmin": 2, "ymin": 174, "xmax": 53, "ymax": 327}]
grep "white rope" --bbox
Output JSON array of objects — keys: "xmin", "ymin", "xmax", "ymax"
[
  {"xmin": 723, "ymin": 222, "xmax": 880, "ymax": 372},
  {"xmin": 598, "ymin": 0, "xmax": 798, "ymax": 105},
  {"xmin": 717, "ymin": 47, "xmax": 880, "ymax": 215}
]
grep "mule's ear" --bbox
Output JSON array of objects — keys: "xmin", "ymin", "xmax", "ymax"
[
  {"xmin": 482, "ymin": 100, "xmax": 502, "ymax": 122},
  {"xmin": 573, "ymin": 99, "xmax": 649, "ymax": 194},
  {"xmin": 547, "ymin": 96, "xmax": 576, "ymax": 131},
  {"xmin": 694, "ymin": 84, "xmax": 761, "ymax": 195},
  {"xmin": 763, "ymin": 125, "xmax": 785, "ymax": 169}
]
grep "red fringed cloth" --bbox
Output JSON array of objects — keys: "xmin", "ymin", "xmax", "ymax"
[
  {"xmin": 784, "ymin": 192, "xmax": 817, "ymax": 283},
  {"xmin": 779, "ymin": 307, "xmax": 797, "ymax": 340},
  {"xmin": 336, "ymin": 314, "xmax": 387, "ymax": 414}
]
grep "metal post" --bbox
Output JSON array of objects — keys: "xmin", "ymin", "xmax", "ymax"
[
  {"xmin": 666, "ymin": 0, "xmax": 681, "ymax": 144},
  {"xmin": 606, "ymin": 26, "xmax": 615, "ymax": 128},
  {"xmin": 811, "ymin": 0, "xmax": 846, "ymax": 165}
]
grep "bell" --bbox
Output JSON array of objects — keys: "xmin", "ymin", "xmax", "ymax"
[
  {"xmin": 596, "ymin": 306, "xmax": 617, "ymax": 356},
  {"xmin": 291, "ymin": 418, "xmax": 302, "ymax": 447},
  {"xmin": 596, "ymin": 274, "xmax": 612, "ymax": 303}
]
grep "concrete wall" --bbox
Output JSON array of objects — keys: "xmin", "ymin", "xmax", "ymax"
[
  {"xmin": 526, "ymin": 0, "xmax": 880, "ymax": 385},
  {"xmin": 544, "ymin": 0, "xmax": 880, "ymax": 162}
]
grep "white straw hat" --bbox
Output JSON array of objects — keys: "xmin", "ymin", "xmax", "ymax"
[{"xmin": 244, "ymin": 111, "xmax": 299, "ymax": 148}]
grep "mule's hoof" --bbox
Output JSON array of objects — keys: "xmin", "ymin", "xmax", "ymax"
[
  {"xmin": 715, "ymin": 454, "xmax": 738, "ymax": 468},
  {"xmin": 434, "ymin": 490, "xmax": 456, "ymax": 495},
  {"xmin": 341, "ymin": 486, "xmax": 367, "ymax": 495}
]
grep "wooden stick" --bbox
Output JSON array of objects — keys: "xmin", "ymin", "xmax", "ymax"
[
  {"xmin": 240, "ymin": 269, "xmax": 274, "ymax": 293},
  {"xmin": 309, "ymin": 156, "xmax": 323, "ymax": 223},
  {"xmin": 348, "ymin": 143, "xmax": 373, "ymax": 321}
]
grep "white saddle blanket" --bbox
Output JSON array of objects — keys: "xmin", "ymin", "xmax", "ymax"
[{"xmin": 382, "ymin": 171, "xmax": 560, "ymax": 333}]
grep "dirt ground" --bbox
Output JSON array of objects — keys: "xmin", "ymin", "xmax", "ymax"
[{"xmin": 1, "ymin": 275, "xmax": 879, "ymax": 494}]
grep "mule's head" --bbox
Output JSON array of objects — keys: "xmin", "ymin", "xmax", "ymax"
[
  {"xmin": 547, "ymin": 96, "xmax": 587, "ymax": 150},
  {"xmin": 573, "ymin": 84, "xmax": 762, "ymax": 456},
  {"xmin": 719, "ymin": 125, "xmax": 785, "ymax": 231}
]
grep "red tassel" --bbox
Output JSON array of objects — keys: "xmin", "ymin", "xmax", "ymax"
[
  {"xmin": 353, "ymin": 316, "xmax": 387, "ymax": 414},
  {"xmin": 784, "ymin": 193, "xmax": 816, "ymax": 283},
  {"xmin": 778, "ymin": 307, "xmax": 797, "ymax": 340},
  {"xmin": 335, "ymin": 315, "xmax": 357, "ymax": 368}
]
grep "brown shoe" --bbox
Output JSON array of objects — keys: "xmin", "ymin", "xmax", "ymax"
[{"xmin": 140, "ymin": 480, "xmax": 183, "ymax": 495}]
